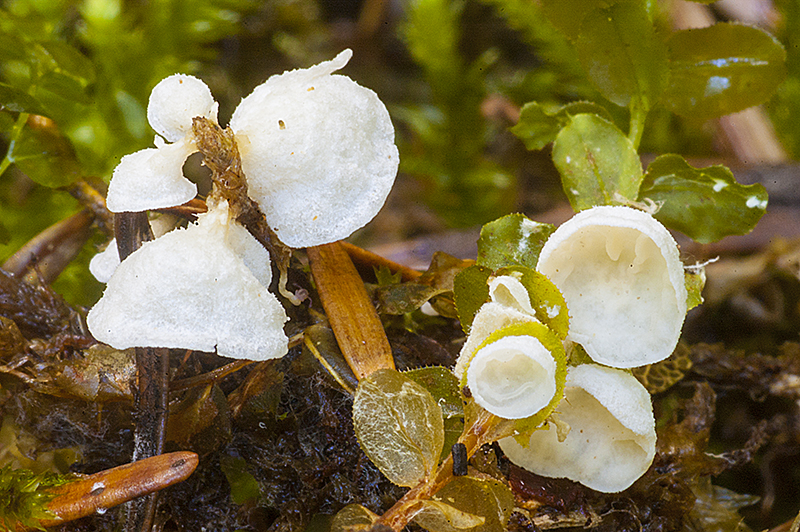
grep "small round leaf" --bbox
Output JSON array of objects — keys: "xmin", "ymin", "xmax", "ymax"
[{"xmin": 353, "ymin": 369, "xmax": 445, "ymax": 487}]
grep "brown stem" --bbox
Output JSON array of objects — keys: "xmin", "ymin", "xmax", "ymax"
[
  {"xmin": 1, "ymin": 210, "xmax": 94, "ymax": 284},
  {"xmin": 339, "ymin": 240, "xmax": 422, "ymax": 283},
  {"xmin": 375, "ymin": 408, "xmax": 499, "ymax": 530},
  {"xmin": 114, "ymin": 212, "xmax": 169, "ymax": 532},
  {"xmin": 67, "ymin": 180, "xmax": 115, "ymax": 237},
  {"xmin": 307, "ymin": 241, "xmax": 395, "ymax": 380}
]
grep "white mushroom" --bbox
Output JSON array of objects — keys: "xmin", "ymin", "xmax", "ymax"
[
  {"xmin": 89, "ymin": 214, "xmax": 180, "ymax": 283},
  {"xmin": 465, "ymin": 329, "xmax": 561, "ymax": 419},
  {"xmin": 87, "ymin": 200, "xmax": 288, "ymax": 361},
  {"xmin": 147, "ymin": 74, "xmax": 219, "ymax": 143},
  {"xmin": 454, "ymin": 275, "xmax": 539, "ymax": 378},
  {"xmin": 536, "ymin": 206, "xmax": 687, "ymax": 368},
  {"xmin": 499, "ymin": 363, "xmax": 656, "ymax": 493},
  {"xmin": 229, "ymin": 49, "xmax": 399, "ymax": 248},
  {"xmin": 105, "ymin": 136, "xmax": 198, "ymax": 213}
]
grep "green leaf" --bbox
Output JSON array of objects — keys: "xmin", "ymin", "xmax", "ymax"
[
  {"xmin": 32, "ymin": 41, "xmax": 96, "ymax": 104},
  {"xmin": 511, "ymin": 101, "xmax": 612, "ymax": 151},
  {"xmin": 541, "ymin": 0, "xmax": 622, "ymax": 41},
  {"xmin": 495, "ymin": 266, "xmax": 570, "ymax": 339},
  {"xmin": 331, "ymin": 504, "xmax": 379, "ymax": 532},
  {"xmin": 404, "ymin": 366, "xmax": 464, "ymax": 462},
  {"xmin": 415, "ymin": 477, "xmax": 515, "ymax": 532},
  {"xmin": 476, "ymin": 213, "xmax": 556, "ymax": 271},
  {"xmin": 372, "ymin": 283, "xmax": 449, "ymax": 315},
  {"xmin": 576, "ymin": 1, "xmax": 668, "ymax": 108},
  {"xmin": 404, "ymin": 367, "xmax": 463, "ymax": 420},
  {"xmin": 0, "ymin": 82, "xmax": 46, "ymax": 114},
  {"xmin": 552, "ymin": 113, "xmax": 643, "ymax": 210},
  {"xmin": 11, "ymin": 118, "xmax": 82, "ymax": 188},
  {"xmin": 453, "ymin": 264, "xmax": 492, "ymax": 334},
  {"xmin": 219, "ymin": 456, "xmax": 262, "ymax": 505},
  {"xmin": 639, "ymin": 154, "xmax": 768, "ymax": 243},
  {"xmin": 352, "ymin": 369, "xmax": 445, "ymax": 487},
  {"xmin": 685, "ymin": 267, "xmax": 706, "ymax": 311},
  {"xmin": 664, "ymin": 23, "xmax": 786, "ymax": 120}
]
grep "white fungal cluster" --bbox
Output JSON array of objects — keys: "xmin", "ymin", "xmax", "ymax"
[
  {"xmin": 88, "ymin": 50, "xmax": 399, "ymax": 361},
  {"xmin": 456, "ymin": 205, "xmax": 689, "ymax": 493}
]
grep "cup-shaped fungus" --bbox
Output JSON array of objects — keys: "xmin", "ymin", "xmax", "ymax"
[
  {"xmin": 455, "ymin": 275, "xmax": 566, "ymax": 420},
  {"xmin": 454, "ymin": 275, "xmax": 541, "ymax": 378},
  {"xmin": 465, "ymin": 322, "xmax": 566, "ymax": 419},
  {"xmin": 499, "ymin": 363, "xmax": 656, "ymax": 493},
  {"xmin": 106, "ymin": 74, "xmax": 219, "ymax": 213},
  {"xmin": 229, "ymin": 49, "xmax": 399, "ymax": 248},
  {"xmin": 536, "ymin": 206, "xmax": 687, "ymax": 368},
  {"xmin": 87, "ymin": 200, "xmax": 288, "ymax": 361}
]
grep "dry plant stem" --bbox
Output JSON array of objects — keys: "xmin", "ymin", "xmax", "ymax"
[
  {"xmin": 170, "ymin": 359, "xmax": 256, "ymax": 392},
  {"xmin": 339, "ymin": 240, "xmax": 422, "ymax": 282},
  {"xmin": 115, "ymin": 212, "xmax": 168, "ymax": 532},
  {"xmin": 1, "ymin": 209, "xmax": 94, "ymax": 284},
  {"xmin": 13, "ymin": 452, "xmax": 199, "ymax": 531},
  {"xmin": 375, "ymin": 409, "xmax": 503, "ymax": 531},
  {"xmin": 307, "ymin": 241, "xmax": 395, "ymax": 380},
  {"xmin": 68, "ymin": 179, "xmax": 115, "ymax": 236}
]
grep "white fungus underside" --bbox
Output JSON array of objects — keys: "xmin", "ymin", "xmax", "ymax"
[
  {"xmin": 536, "ymin": 206, "xmax": 687, "ymax": 368},
  {"xmin": 230, "ymin": 50, "xmax": 398, "ymax": 248},
  {"xmin": 87, "ymin": 203, "xmax": 287, "ymax": 361},
  {"xmin": 467, "ymin": 334, "xmax": 557, "ymax": 419},
  {"xmin": 105, "ymin": 137, "xmax": 198, "ymax": 213},
  {"xmin": 499, "ymin": 364, "xmax": 656, "ymax": 493},
  {"xmin": 147, "ymin": 73, "xmax": 219, "ymax": 143}
]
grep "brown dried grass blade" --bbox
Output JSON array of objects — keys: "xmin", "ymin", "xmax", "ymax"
[{"xmin": 307, "ymin": 241, "xmax": 394, "ymax": 380}]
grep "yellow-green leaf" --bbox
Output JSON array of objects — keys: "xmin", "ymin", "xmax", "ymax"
[
  {"xmin": 352, "ymin": 369, "xmax": 445, "ymax": 487},
  {"xmin": 552, "ymin": 113, "xmax": 643, "ymax": 211}
]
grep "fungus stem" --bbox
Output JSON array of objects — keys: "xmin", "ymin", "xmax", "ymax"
[{"xmin": 115, "ymin": 212, "xmax": 170, "ymax": 532}]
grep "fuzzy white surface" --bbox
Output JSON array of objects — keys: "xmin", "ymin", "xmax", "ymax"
[
  {"xmin": 105, "ymin": 137, "xmax": 197, "ymax": 213},
  {"xmin": 229, "ymin": 49, "xmax": 398, "ymax": 247},
  {"xmin": 87, "ymin": 201, "xmax": 287, "ymax": 361},
  {"xmin": 500, "ymin": 363, "xmax": 656, "ymax": 493},
  {"xmin": 536, "ymin": 205, "xmax": 687, "ymax": 368},
  {"xmin": 147, "ymin": 74, "xmax": 219, "ymax": 143},
  {"xmin": 466, "ymin": 334, "xmax": 557, "ymax": 419}
]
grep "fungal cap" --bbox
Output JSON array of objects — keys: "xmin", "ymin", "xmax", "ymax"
[
  {"xmin": 465, "ymin": 321, "xmax": 566, "ymax": 420},
  {"xmin": 229, "ymin": 49, "xmax": 398, "ymax": 248},
  {"xmin": 105, "ymin": 136, "xmax": 198, "ymax": 213},
  {"xmin": 147, "ymin": 74, "xmax": 219, "ymax": 143},
  {"xmin": 536, "ymin": 205, "xmax": 687, "ymax": 368},
  {"xmin": 454, "ymin": 274, "xmax": 541, "ymax": 378},
  {"xmin": 499, "ymin": 363, "xmax": 656, "ymax": 493},
  {"xmin": 89, "ymin": 215, "xmax": 181, "ymax": 284},
  {"xmin": 87, "ymin": 200, "xmax": 288, "ymax": 361}
]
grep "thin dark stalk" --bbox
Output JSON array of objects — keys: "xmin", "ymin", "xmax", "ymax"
[{"xmin": 115, "ymin": 212, "xmax": 169, "ymax": 532}]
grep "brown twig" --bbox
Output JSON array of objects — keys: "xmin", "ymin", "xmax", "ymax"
[{"xmin": 1, "ymin": 210, "xmax": 94, "ymax": 285}]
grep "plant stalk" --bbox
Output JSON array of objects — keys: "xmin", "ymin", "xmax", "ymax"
[{"xmin": 115, "ymin": 212, "xmax": 170, "ymax": 532}]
